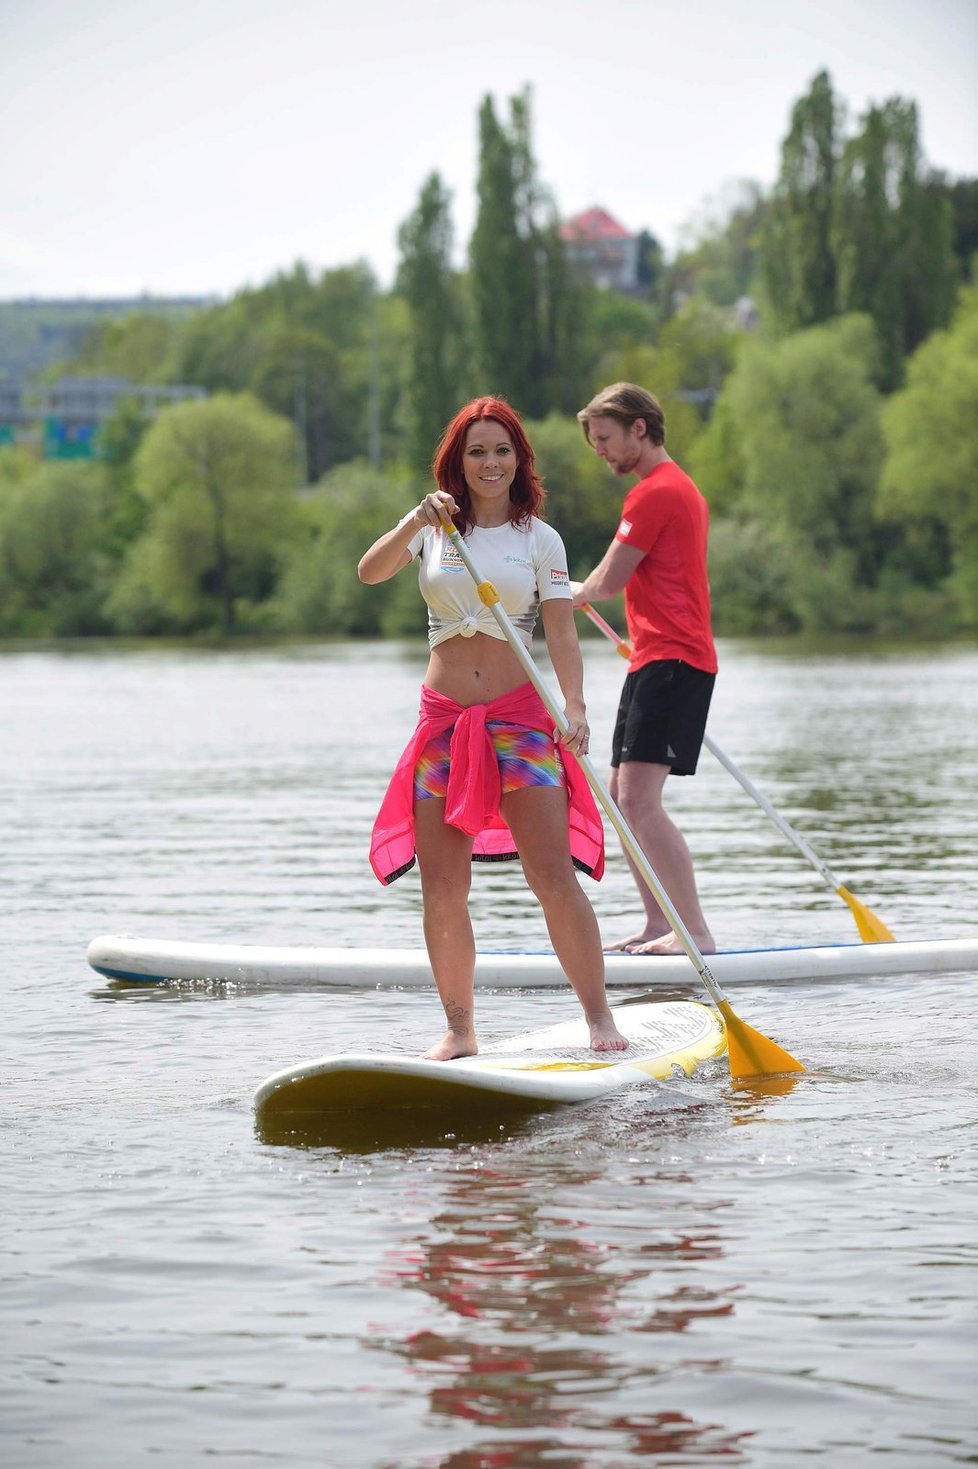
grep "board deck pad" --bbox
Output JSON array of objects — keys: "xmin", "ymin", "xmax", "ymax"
[
  {"xmin": 87, "ymin": 933, "xmax": 978, "ymax": 991},
  {"xmin": 253, "ymin": 1000, "xmax": 727, "ymax": 1147}
]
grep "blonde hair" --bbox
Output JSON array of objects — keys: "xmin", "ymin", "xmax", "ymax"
[{"xmin": 577, "ymin": 382, "xmax": 666, "ymax": 446}]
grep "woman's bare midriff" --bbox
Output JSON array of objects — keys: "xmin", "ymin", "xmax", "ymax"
[{"xmin": 424, "ymin": 632, "xmax": 530, "ymax": 707}]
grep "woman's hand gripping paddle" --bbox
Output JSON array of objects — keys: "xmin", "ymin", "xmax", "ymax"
[
  {"xmin": 580, "ymin": 602, "xmax": 895, "ymax": 945},
  {"xmin": 437, "ymin": 514, "xmax": 804, "ymax": 1080}
]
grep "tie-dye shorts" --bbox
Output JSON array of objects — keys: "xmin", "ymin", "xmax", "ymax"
[{"xmin": 414, "ymin": 721, "xmax": 566, "ymax": 801}]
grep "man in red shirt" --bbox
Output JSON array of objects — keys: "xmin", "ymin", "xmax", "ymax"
[{"xmin": 571, "ymin": 382, "xmax": 717, "ymax": 955}]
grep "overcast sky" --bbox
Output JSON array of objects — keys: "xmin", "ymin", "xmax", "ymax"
[{"xmin": 3, "ymin": 0, "xmax": 976, "ymax": 301}]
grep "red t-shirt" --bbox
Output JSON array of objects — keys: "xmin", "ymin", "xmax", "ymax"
[{"xmin": 615, "ymin": 461, "xmax": 718, "ymax": 674}]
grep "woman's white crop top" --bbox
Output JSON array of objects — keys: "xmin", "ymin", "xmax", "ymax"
[{"xmin": 406, "ymin": 518, "xmax": 572, "ymax": 650}]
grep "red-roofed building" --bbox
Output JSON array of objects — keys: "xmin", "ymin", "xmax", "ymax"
[{"xmin": 560, "ymin": 207, "xmax": 640, "ymax": 292}]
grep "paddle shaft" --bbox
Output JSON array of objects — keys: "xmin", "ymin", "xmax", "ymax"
[
  {"xmin": 439, "ymin": 519, "xmax": 728, "ymax": 1009},
  {"xmin": 582, "ymin": 598, "xmax": 839, "ymax": 883},
  {"xmin": 702, "ymin": 735, "xmax": 841, "ymax": 888}
]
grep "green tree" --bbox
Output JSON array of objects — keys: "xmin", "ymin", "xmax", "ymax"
[
  {"xmin": 470, "ymin": 92, "xmax": 538, "ymax": 409},
  {"xmin": 593, "ymin": 298, "xmax": 746, "ymax": 468},
  {"xmin": 579, "ymin": 291, "xmax": 659, "ymax": 419},
  {"xmin": 173, "ymin": 262, "xmax": 396, "ymax": 476},
  {"xmin": 272, "ymin": 461, "xmax": 427, "ymax": 637},
  {"xmin": 469, "ymin": 89, "xmax": 588, "ymax": 416},
  {"xmin": 948, "ymin": 176, "xmax": 978, "ymax": 280},
  {"xmin": 110, "ymin": 394, "xmax": 297, "ymax": 635},
  {"xmin": 0, "ymin": 446, "xmax": 41, "ymax": 492},
  {"xmin": 524, "ymin": 414, "xmax": 619, "ymax": 576},
  {"xmin": 585, "ymin": 289, "xmax": 658, "ymax": 353},
  {"xmin": 0, "ymin": 460, "xmax": 114, "ymax": 636},
  {"xmin": 96, "ymin": 397, "xmax": 153, "ymax": 562},
  {"xmin": 634, "ymin": 229, "xmax": 670, "ymax": 319},
  {"xmin": 688, "ymin": 394, "xmax": 746, "ymax": 517},
  {"xmin": 69, "ymin": 312, "xmax": 182, "ymax": 382},
  {"xmin": 834, "ymin": 99, "xmax": 958, "ymax": 385},
  {"xmin": 706, "ymin": 516, "xmax": 795, "ymax": 635},
  {"xmin": 671, "ymin": 181, "xmax": 768, "ymax": 307},
  {"xmin": 657, "ymin": 299, "xmax": 744, "ymax": 403},
  {"xmin": 705, "ymin": 314, "xmax": 886, "ymax": 630},
  {"xmin": 247, "ymin": 325, "xmax": 338, "ymax": 483},
  {"xmin": 396, "ymin": 173, "xmax": 469, "ymax": 474},
  {"xmin": 761, "ymin": 70, "xmax": 841, "ymax": 331},
  {"xmin": 173, "ymin": 292, "xmax": 262, "ymax": 393},
  {"xmin": 879, "ymin": 284, "xmax": 978, "ymax": 622}
]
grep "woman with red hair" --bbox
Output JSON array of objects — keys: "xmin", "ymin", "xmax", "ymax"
[{"xmin": 359, "ymin": 396, "xmax": 626, "ymax": 1060}]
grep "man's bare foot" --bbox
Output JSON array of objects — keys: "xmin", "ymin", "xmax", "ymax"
[
  {"xmin": 422, "ymin": 1031, "xmax": 478, "ymax": 1062},
  {"xmin": 589, "ymin": 1014, "xmax": 630, "ymax": 1051},
  {"xmin": 625, "ymin": 934, "xmax": 716, "ymax": 957},
  {"xmin": 602, "ymin": 929, "xmax": 671, "ymax": 954}
]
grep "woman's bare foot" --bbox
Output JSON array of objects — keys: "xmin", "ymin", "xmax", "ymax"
[
  {"xmin": 588, "ymin": 1013, "xmax": 630, "ymax": 1051},
  {"xmin": 626, "ymin": 933, "xmax": 716, "ymax": 957},
  {"xmin": 422, "ymin": 1030, "xmax": 478, "ymax": 1062}
]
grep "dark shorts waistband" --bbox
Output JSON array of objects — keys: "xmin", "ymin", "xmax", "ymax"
[{"xmin": 611, "ymin": 659, "xmax": 715, "ymax": 775}]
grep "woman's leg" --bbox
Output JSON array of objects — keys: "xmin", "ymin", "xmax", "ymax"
[
  {"xmin": 414, "ymin": 797, "xmax": 478, "ymax": 1059},
  {"xmin": 502, "ymin": 787, "xmax": 627, "ymax": 1052}
]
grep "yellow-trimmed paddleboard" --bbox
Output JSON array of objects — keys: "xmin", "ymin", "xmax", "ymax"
[{"xmin": 254, "ymin": 1000, "xmax": 726, "ymax": 1145}]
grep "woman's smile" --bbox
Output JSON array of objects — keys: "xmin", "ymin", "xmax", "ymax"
[{"xmin": 462, "ymin": 419, "xmax": 517, "ymax": 514}]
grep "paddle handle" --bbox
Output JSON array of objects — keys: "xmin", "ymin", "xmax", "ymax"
[
  {"xmin": 581, "ymin": 602, "xmax": 631, "ymax": 660},
  {"xmin": 437, "ymin": 515, "xmax": 728, "ymax": 1009}
]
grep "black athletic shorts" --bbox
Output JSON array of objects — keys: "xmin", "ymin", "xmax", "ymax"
[{"xmin": 611, "ymin": 659, "xmax": 716, "ymax": 775}]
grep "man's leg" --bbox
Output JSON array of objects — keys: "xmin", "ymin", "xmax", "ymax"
[{"xmin": 611, "ymin": 760, "xmax": 715, "ymax": 955}]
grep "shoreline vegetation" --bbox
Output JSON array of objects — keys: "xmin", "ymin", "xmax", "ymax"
[
  {"xmin": 2, "ymin": 74, "xmax": 976, "ymax": 643},
  {"xmin": 3, "ymin": 630, "xmax": 977, "ymax": 658}
]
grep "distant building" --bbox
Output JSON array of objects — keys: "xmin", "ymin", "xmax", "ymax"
[
  {"xmin": 560, "ymin": 207, "xmax": 640, "ymax": 293},
  {"xmin": 0, "ymin": 375, "xmax": 207, "ymax": 460},
  {"xmin": 0, "ymin": 295, "xmax": 214, "ymax": 381}
]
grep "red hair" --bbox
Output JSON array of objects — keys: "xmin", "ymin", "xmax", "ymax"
[{"xmin": 432, "ymin": 396, "xmax": 546, "ymax": 534}]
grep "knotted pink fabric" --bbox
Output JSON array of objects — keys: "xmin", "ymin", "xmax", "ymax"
[{"xmin": 369, "ymin": 682, "xmax": 605, "ymax": 885}]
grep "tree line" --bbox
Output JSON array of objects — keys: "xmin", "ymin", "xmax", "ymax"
[{"xmin": 1, "ymin": 73, "xmax": 976, "ymax": 641}]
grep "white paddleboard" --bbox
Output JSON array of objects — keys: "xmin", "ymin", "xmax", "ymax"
[
  {"xmin": 88, "ymin": 932, "xmax": 978, "ymax": 990},
  {"xmin": 253, "ymin": 1000, "xmax": 727, "ymax": 1144}
]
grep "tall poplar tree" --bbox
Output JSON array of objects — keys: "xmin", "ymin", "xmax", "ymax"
[
  {"xmin": 469, "ymin": 93, "xmax": 537, "ymax": 409},
  {"xmin": 761, "ymin": 70, "xmax": 841, "ymax": 332},
  {"xmin": 469, "ymin": 89, "xmax": 587, "ymax": 417},
  {"xmin": 834, "ymin": 99, "xmax": 958, "ymax": 385},
  {"xmin": 761, "ymin": 73, "xmax": 960, "ymax": 385},
  {"xmin": 396, "ymin": 173, "xmax": 467, "ymax": 474}
]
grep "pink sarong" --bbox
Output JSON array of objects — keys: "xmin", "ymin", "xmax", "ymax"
[{"xmin": 369, "ymin": 682, "xmax": 605, "ymax": 885}]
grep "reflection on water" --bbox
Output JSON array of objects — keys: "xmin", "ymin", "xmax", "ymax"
[
  {"xmin": 727, "ymin": 1071, "xmax": 807, "ymax": 1119},
  {"xmin": 255, "ymin": 1101, "xmax": 551, "ymax": 1153},
  {"xmin": 375, "ymin": 1158, "xmax": 754, "ymax": 1466}
]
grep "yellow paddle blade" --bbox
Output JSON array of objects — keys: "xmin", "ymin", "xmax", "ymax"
[
  {"xmin": 837, "ymin": 886, "xmax": 895, "ymax": 942},
  {"xmin": 717, "ymin": 999, "xmax": 806, "ymax": 1080}
]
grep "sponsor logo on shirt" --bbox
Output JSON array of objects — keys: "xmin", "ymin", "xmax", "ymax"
[
  {"xmin": 618, "ymin": 518, "xmax": 633, "ymax": 538},
  {"xmin": 549, "ymin": 568, "xmax": 569, "ymax": 587},
  {"xmin": 440, "ymin": 543, "xmax": 465, "ymax": 570}
]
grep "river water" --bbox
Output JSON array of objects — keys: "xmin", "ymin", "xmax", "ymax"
[{"xmin": 2, "ymin": 638, "xmax": 977, "ymax": 1467}]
